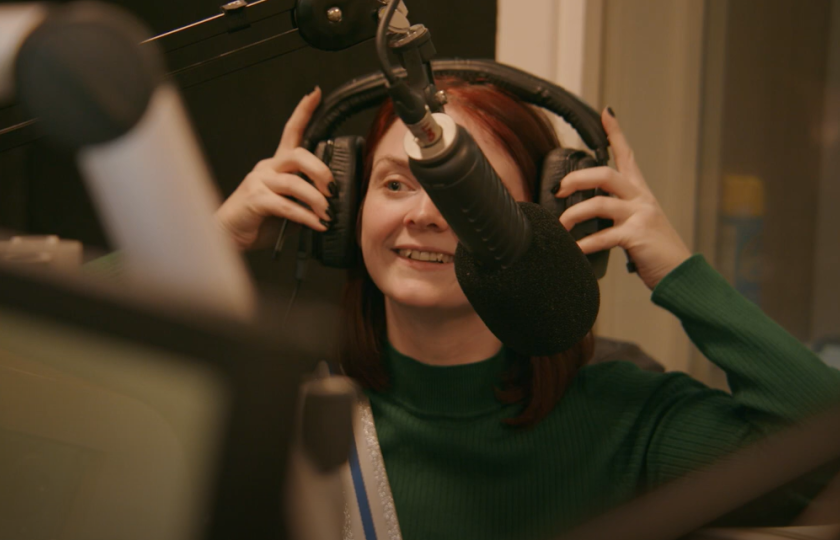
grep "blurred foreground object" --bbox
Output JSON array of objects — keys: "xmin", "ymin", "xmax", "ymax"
[
  {"xmin": 286, "ymin": 363, "xmax": 358, "ymax": 540},
  {"xmin": 0, "ymin": 235, "xmax": 82, "ymax": 274},
  {"xmin": 685, "ymin": 525, "xmax": 840, "ymax": 540},
  {"xmin": 563, "ymin": 400, "xmax": 840, "ymax": 540},
  {"xmin": 0, "ymin": 1, "xmax": 255, "ymax": 320},
  {"xmin": 0, "ymin": 257, "xmax": 323, "ymax": 540}
]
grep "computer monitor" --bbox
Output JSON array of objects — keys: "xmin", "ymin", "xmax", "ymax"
[{"xmin": 0, "ymin": 262, "xmax": 323, "ymax": 540}]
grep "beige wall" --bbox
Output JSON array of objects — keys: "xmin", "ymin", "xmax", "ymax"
[
  {"xmin": 497, "ymin": 0, "xmax": 562, "ymax": 81},
  {"xmin": 497, "ymin": 0, "xmax": 603, "ymax": 148},
  {"xmin": 596, "ymin": 0, "xmax": 706, "ymax": 374}
]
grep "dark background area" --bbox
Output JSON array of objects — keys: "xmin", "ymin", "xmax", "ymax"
[{"xmin": 0, "ymin": 0, "xmax": 497, "ymax": 306}]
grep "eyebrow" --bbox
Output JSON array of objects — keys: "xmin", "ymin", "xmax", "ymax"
[{"xmin": 372, "ymin": 155, "xmax": 410, "ymax": 173}]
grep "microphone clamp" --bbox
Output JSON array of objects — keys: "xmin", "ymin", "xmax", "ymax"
[{"xmin": 403, "ymin": 112, "xmax": 457, "ymax": 161}]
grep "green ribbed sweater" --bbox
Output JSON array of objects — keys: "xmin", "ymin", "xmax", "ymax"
[{"xmin": 365, "ymin": 255, "xmax": 840, "ymax": 540}]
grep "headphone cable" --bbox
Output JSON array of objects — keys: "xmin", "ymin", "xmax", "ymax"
[
  {"xmin": 283, "ymin": 227, "xmax": 312, "ymax": 325},
  {"xmin": 282, "ymin": 278, "xmax": 302, "ymax": 325},
  {"xmin": 282, "ymin": 0, "xmax": 399, "ymax": 324}
]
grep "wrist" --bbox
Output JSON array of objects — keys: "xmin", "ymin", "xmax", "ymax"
[
  {"xmin": 650, "ymin": 252, "xmax": 703, "ymax": 298},
  {"xmin": 214, "ymin": 212, "xmax": 248, "ymax": 252}
]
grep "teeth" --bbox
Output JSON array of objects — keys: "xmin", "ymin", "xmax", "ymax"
[{"xmin": 397, "ymin": 249, "xmax": 453, "ymax": 264}]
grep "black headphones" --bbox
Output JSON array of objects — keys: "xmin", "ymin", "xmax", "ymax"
[{"xmin": 301, "ymin": 59, "xmax": 614, "ymax": 278}]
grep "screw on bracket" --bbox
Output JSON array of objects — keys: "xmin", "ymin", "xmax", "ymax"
[
  {"xmin": 220, "ymin": 0, "xmax": 250, "ymax": 31},
  {"xmin": 326, "ymin": 7, "xmax": 343, "ymax": 23}
]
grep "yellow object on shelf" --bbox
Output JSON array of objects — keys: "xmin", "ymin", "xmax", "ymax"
[
  {"xmin": 717, "ymin": 174, "xmax": 765, "ymax": 305},
  {"xmin": 721, "ymin": 174, "xmax": 765, "ymax": 217}
]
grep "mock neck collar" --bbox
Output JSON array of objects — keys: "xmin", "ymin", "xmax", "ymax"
[{"xmin": 379, "ymin": 342, "xmax": 512, "ymax": 418}]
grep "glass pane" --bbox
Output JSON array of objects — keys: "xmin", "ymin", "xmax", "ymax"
[{"xmin": 700, "ymin": 0, "xmax": 840, "ymax": 372}]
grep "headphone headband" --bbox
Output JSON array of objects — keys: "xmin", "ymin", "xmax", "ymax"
[{"xmin": 302, "ymin": 58, "xmax": 610, "ymax": 165}]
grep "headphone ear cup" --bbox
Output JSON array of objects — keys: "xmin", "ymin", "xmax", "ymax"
[
  {"xmin": 312, "ymin": 136, "xmax": 364, "ymax": 269},
  {"xmin": 537, "ymin": 147, "xmax": 612, "ymax": 278}
]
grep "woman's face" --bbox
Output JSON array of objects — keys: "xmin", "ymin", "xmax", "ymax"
[{"xmin": 360, "ymin": 108, "xmax": 528, "ymax": 311}]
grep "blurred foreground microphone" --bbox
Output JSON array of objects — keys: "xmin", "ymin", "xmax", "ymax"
[
  {"xmin": 5, "ymin": 1, "xmax": 255, "ymax": 319},
  {"xmin": 403, "ymin": 110, "xmax": 600, "ymax": 356}
]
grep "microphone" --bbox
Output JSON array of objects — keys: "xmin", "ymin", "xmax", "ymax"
[
  {"xmin": 11, "ymin": 1, "xmax": 255, "ymax": 320},
  {"xmin": 404, "ymin": 112, "xmax": 600, "ymax": 357},
  {"xmin": 378, "ymin": 0, "xmax": 598, "ymax": 356}
]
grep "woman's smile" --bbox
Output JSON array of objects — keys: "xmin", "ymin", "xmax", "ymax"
[{"xmin": 392, "ymin": 247, "xmax": 455, "ymax": 269}]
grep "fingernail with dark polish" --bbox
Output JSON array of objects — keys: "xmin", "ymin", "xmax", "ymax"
[
  {"xmin": 326, "ymin": 207, "xmax": 334, "ymax": 220},
  {"xmin": 320, "ymin": 219, "xmax": 331, "ymax": 229},
  {"xmin": 607, "ymin": 106, "xmax": 616, "ymax": 118},
  {"xmin": 550, "ymin": 183, "xmax": 561, "ymax": 195},
  {"xmin": 328, "ymin": 182, "xmax": 338, "ymax": 197}
]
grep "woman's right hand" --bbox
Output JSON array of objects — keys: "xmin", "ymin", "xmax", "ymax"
[{"xmin": 216, "ymin": 87, "xmax": 335, "ymax": 251}]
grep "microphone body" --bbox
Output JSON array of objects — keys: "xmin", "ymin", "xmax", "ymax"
[
  {"xmin": 406, "ymin": 117, "xmax": 600, "ymax": 356},
  {"xmin": 408, "ymin": 122, "xmax": 532, "ymax": 269}
]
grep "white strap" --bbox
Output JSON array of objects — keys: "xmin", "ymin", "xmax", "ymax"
[
  {"xmin": 286, "ymin": 374, "xmax": 402, "ymax": 540},
  {"xmin": 341, "ymin": 397, "xmax": 402, "ymax": 540}
]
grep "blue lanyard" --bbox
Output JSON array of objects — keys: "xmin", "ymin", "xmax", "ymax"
[{"xmin": 349, "ymin": 441, "xmax": 378, "ymax": 540}]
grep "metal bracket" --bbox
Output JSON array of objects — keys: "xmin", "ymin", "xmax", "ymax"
[
  {"xmin": 377, "ymin": 0, "xmax": 410, "ymax": 33},
  {"xmin": 220, "ymin": 0, "xmax": 250, "ymax": 32},
  {"xmin": 294, "ymin": 0, "xmax": 383, "ymax": 51}
]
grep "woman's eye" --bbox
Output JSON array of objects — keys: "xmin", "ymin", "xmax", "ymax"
[{"xmin": 378, "ymin": 174, "xmax": 414, "ymax": 194}]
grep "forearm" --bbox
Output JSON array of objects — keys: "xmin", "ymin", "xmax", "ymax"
[{"xmin": 652, "ymin": 254, "xmax": 840, "ymax": 423}]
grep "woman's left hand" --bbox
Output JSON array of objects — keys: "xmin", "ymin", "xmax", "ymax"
[{"xmin": 557, "ymin": 108, "xmax": 692, "ymax": 291}]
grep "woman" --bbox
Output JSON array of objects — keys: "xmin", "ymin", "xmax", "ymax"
[{"xmin": 216, "ymin": 80, "xmax": 840, "ymax": 540}]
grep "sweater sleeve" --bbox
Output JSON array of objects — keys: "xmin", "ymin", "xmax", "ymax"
[
  {"xmin": 639, "ymin": 255, "xmax": 840, "ymax": 520},
  {"xmin": 651, "ymin": 254, "xmax": 840, "ymax": 426}
]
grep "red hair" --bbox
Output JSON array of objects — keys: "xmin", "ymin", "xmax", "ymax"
[{"xmin": 339, "ymin": 77, "xmax": 594, "ymax": 427}]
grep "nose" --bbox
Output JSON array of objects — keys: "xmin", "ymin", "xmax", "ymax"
[{"xmin": 405, "ymin": 190, "xmax": 450, "ymax": 231}]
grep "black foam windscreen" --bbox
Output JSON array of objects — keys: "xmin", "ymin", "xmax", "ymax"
[{"xmin": 454, "ymin": 202, "xmax": 600, "ymax": 356}]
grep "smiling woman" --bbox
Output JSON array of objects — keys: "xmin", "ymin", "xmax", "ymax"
[
  {"xmin": 340, "ymin": 77, "xmax": 594, "ymax": 424},
  {"xmin": 213, "ymin": 74, "xmax": 840, "ymax": 540}
]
